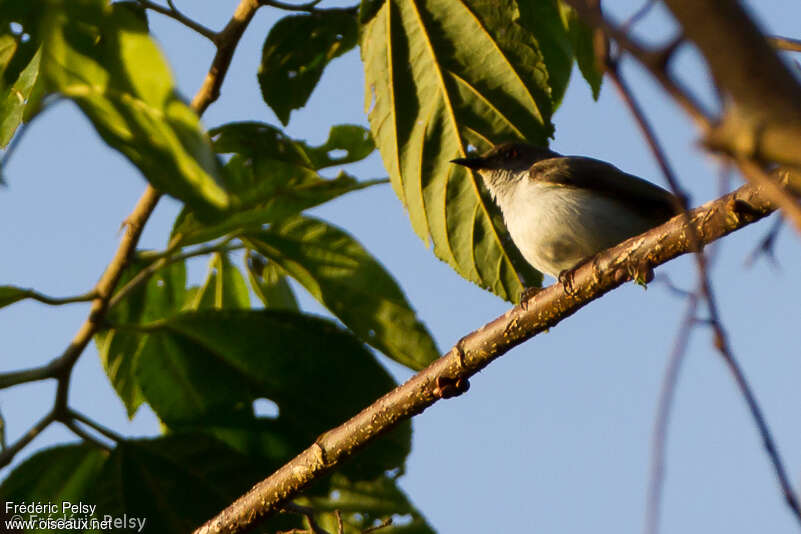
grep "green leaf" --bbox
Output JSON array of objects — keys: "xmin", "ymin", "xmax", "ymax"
[
  {"xmin": 188, "ymin": 252, "xmax": 250, "ymax": 310},
  {"xmin": 0, "ymin": 444, "xmax": 108, "ymax": 507},
  {"xmin": 96, "ymin": 258, "xmax": 187, "ymax": 418},
  {"xmin": 245, "ymin": 216, "xmax": 439, "ymax": 370},
  {"xmin": 90, "ymin": 435, "xmax": 267, "ymax": 533},
  {"xmin": 561, "ymin": 2, "xmax": 603, "ymax": 99},
  {"xmin": 303, "ymin": 473, "xmax": 436, "ymax": 534},
  {"xmin": 171, "ymin": 122, "xmax": 382, "ymax": 247},
  {"xmin": 246, "ymin": 250, "xmax": 299, "ymax": 311},
  {"xmin": 361, "ymin": 0, "xmax": 553, "ymax": 301},
  {"xmin": 258, "ymin": 10, "xmax": 358, "ymax": 125},
  {"xmin": 134, "ymin": 308, "xmax": 411, "ymax": 477},
  {"xmin": 0, "ymin": 46, "xmax": 38, "ymax": 147},
  {"xmin": 40, "ymin": 0, "xmax": 229, "ymax": 218},
  {"xmin": 0, "ymin": 285, "xmax": 31, "ymax": 309}
]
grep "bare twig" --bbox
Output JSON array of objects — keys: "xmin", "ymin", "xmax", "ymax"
[
  {"xmin": 621, "ymin": 0, "xmax": 659, "ymax": 33},
  {"xmin": 259, "ymin": 0, "xmax": 323, "ymax": 12},
  {"xmin": 60, "ymin": 418, "xmax": 113, "ymax": 453},
  {"xmin": 68, "ymin": 409, "xmax": 124, "ymax": 443},
  {"xmin": 0, "ymin": 0, "xmax": 263, "ymax": 468},
  {"xmin": 736, "ymin": 159, "xmax": 801, "ymax": 236},
  {"xmin": 280, "ymin": 504, "xmax": 330, "ymax": 534},
  {"xmin": 0, "ymin": 412, "xmax": 56, "ymax": 468},
  {"xmin": 195, "ymin": 181, "xmax": 780, "ymax": 534},
  {"xmin": 768, "ymin": 36, "xmax": 801, "ymax": 53},
  {"xmin": 744, "ymin": 215, "xmax": 783, "ymax": 269},
  {"xmin": 19, "ymin": 289, "xmax": 99, "ymax": 306},
  {"xmin": 136, "ymin": 0, "xmax": 217, "ymax": 41}
]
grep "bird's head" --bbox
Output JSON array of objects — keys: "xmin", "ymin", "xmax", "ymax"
[{"xmin": 451, "ymin": 142, "xmax": 559, "ymax": 194}]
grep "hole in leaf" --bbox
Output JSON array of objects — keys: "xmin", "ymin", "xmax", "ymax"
[
  {"xmin": 156, "ymin": 279, "xmax": 165, "ymax": 288},
  {"xmin": 367, "ymin": 329, "xmax": 376, "ymax": 337},
  {"xmin": 335, "ymin": 34, "xmax": 343, "ymax": 40},
  {"xmin": 467, "ymin": 144, "xmax": 477, "ymax": 153},
  {"xmin": 9, "ymin": 22, "xmax": 22, "ymax": 35},
  {"xmin": 20, "ymin": 33, "xmax": 30, "ymax": 43},
  {"xmin": 287, "ymin": 70, "xmax": 297, "ymax": 79},
  {"xmin": 392, "ymin": 514, "xmax": 413, "ymax": 526},
  {"xmin": 253, "ymin": 397, "xmax": 279, "ymax": 418},
  {"xmin": 327, "ymin": 149, "xmax": 348, "ymax": 159},
  {"xmin": 330, "ymin": 490, "xmax": 341, "ymax": 500}
]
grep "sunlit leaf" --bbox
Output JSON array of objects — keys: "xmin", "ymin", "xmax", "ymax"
[
  {"xmin": 246, "ymin": 250, "xmax": 299, "ymax": 311},
  {"xmin": 40, "ymin": 0, "xmax": 229, "ymax": 218},
  {"xmin": 171, "ymin": 122, "xmax": 382, "ymax": 246},
  {"xmin": 361, "ymin": 0, "xmax": 553, "ymax": 301},
  {"xmin": 246, "ymin": 216, "xmax": 439, "ymax": 370},
  {"xmin": 189, "ymin": 253, "xmax": 250, "ymax": 310},
  {"xmin": 560, "ymin": 2, "xmax": 603, "ymax": 99}
]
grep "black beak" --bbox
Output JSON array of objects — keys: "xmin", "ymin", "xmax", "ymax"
[{"xmin": 450, "ymin": 157, "xmax": 484, "ymax": 170}]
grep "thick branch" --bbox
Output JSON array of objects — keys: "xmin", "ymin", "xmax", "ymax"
[
  {"xmin": 664, "ymin": 0, "xmax": 801, "ymax": 166},
  {"xmin": 195, "ymin": 180, "xmax": 787, "ymax": 534}
]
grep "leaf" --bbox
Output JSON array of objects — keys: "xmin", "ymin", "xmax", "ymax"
[
  {"xmin": 171, "ymin": 122, "xmax": 382, "ymax": 247},
  {"xmin": 303, "ymin": 473, "xmax": 436, "ymax": 534},
  {"xmin": 90, "ymin": 435, "xmax": 268, "ymax": 533},
  {"xmin": 561, "ymin": 2, "xmax": 603, "ymax": 99},
  {"xmin": 134, "ymin": 309, "xmax": 411, "ymax": 477},
  {"xmin": 0, "ymin": 444, "xmax": 108, "ymax": 505},
  {"xmin": 246, "ymin": 250, "xmax": 299, "ymax": 311},
  {"xmin": 96, "ymin": 258, "xmax": 187, "ymax": 418},
  {"xmin": 40, "ymin": 0, "xmax": 229, "ymax": 218},
  {"xmin": 361, "ymin": 0, "xmax": 554, "ymax": 301},
  {"xmin": 188, "ymin": 253, "xmax": 250, "ymax": 310},
  {"xmin": 258, "ymin": 10, "xmax": 358, "ymax": 125},
  {"xmin": 0, "ymin": 285, "xmax": 32, "ymax": 309},
  {"xmin": 245, "ymin": 216, "xmax": 439, "ymax": 370}
]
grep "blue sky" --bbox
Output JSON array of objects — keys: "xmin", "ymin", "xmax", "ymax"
[{"xmin": 2, "ymin": 1, "xmax": 800, "ymax": 532}]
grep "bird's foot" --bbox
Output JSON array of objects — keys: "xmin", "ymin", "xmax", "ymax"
[
  {"xmin": 519, "ymin": 286, "xmax": 542, "ymax": 310},
  {"xmin": 558, "ymin": 268, "xmax": 578, "ymax": 296}
]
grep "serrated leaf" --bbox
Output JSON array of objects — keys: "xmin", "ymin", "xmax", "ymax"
[
  {"xmin": 258, "ymin": 10, "xmax": 358, "ymax": 125},
  {"xmin": 189, "ymin": 253, "xmax": 250, "ymax": 310},
  {"xmin": 0, "ymin": 444, "xmax": 108, "ymax": 506},
  {"xmin": 0, "ymin": 285, "xmax": 31, "ymax": 309},
  {"xmin": 245, "ymin": 216, "xmax": 439, "ymax": 370},
  {"xmin": 40, "ymin": 0, "xmax": 229, "ymax": 218},
  {"xmin": 171, "ymin": 122, "xmax": 382, "ymax": 246},
  {"xmin": 246, "ymin": 250, "xmax": 299, "ymax": 311},
  {"xmin": 96, "ymin": 258, "xmax": 187, "ymax": 418},
  {"xmin": 361, "ymin": 0, "xmax": 554, "ymax": 301}
]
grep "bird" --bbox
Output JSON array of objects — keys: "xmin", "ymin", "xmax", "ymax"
[{"xmin": 451, "ymin": 142, "xmax": 679, "ymax": 284}]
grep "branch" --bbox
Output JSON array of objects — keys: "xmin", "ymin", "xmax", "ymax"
[
  {"xmin": 195, "ymin": 180, "xmax": 784, "ymax": 534},
  {"xmin": 259, "ymin": 0, "xmax": 323, "ymax": 12},
  {"xmin": 664, "ymin": 0, "xmax": 801, "ymax": 167},
  {"xmin": 768, "ymin": 36, "xmax": 801, "ymax": 53},
  {"xmin": 0, "ymin": 412, "xmax": 56, "ymax": 468},
  {"xmin": 136, "ymin": 0, "xmax": 217, "ymax": 41},
  {"xmin": 0, "ymin": 0, "xmax": 263, "ymax": 468}
]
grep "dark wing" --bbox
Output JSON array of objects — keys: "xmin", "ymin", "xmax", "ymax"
[{"xmin": 528, "ymin": 156, "xmax": 679, "ymax": 223}]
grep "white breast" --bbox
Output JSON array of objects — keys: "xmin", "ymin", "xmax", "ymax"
[{"xmin": 497, "ymin": 182, "xmax": 656, "ymax": 278}]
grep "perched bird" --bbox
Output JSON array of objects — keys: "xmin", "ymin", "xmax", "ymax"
[{"xmin": 451, "ymin": 143, "xmax": 679, "ymax": 281}]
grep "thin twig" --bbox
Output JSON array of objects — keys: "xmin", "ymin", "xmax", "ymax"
[
  {"xmin": 736, "ymin": 159, "xmax": 801, "ymax": 236},
  {"xmin": 68, "ymin": 409, "xmax": 124, "ymax": 443},
  {"xmin": 767, "ymin": 36, "xmax": 801, "ymax": 53},
  {"xmin": 281, "ymin": 503, "xmax": 330, "ymax": 534},
  {"xmin": 60, "ymin": 418, "xmax": 113, "ymax": 453},
  {"xmin": 259, "ymin": 0, "xmax": 323, "ymax": 12},
  {"xmin": 645, "ymin": 289, "xmax": 699, "ymax": 534},
  {"xmin": 23, "ymin": 289, "xmax": 98, "ymax": 306},
  {"xmin": 0, "ymin": 412, "xmax": 56, "ymax": 468},
  {"xmin": 622, "ymin": 0, "xmax": 659, "ymax": 33},
  {"xmin": 136, "ymin": 0, "xmax": 218, "ymax": 41},
  {"xmin": 744, "ymin": 215, "xmax": 783, "ymax": 269},
  {"xmin": 109, "ymin": 241, "xmax": 242, "ymax": 309}
]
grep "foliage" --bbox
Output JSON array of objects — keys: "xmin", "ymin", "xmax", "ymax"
[{"xmin": 0, "ymin": 0, "xmax": 599, "ymax": 530}]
